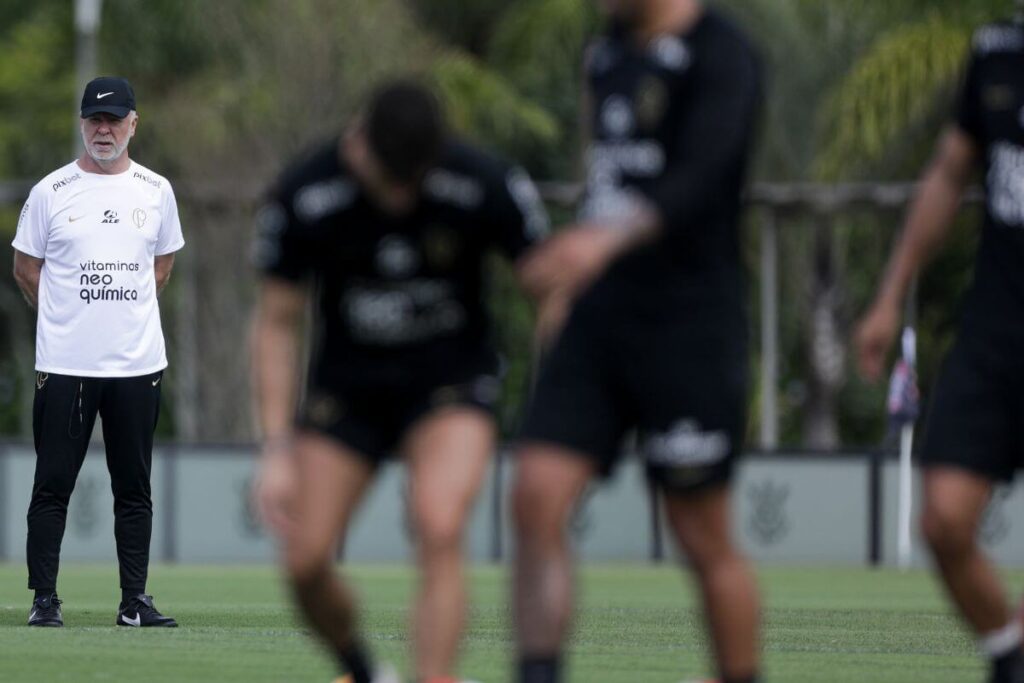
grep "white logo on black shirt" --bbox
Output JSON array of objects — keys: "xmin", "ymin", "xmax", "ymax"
[
  {"xmin": 974, "ymin": 25, "xmax": 1024, "ymax": 55},
  {"xmin": 376, "ymin": 235, "xmax": 419, "ymax": 279},
  {"xmin": 649, "ymin": 35, "xmax": 692, "ymax": 72},
  {"xmin": 294, "ymin": 179, "xmax": 356, "ymax": 223},
  {"xmin": 988, "ymin": 142, "xmax": 1024, "ymax": 227},
  {"xmin": 600, "ymin": 95, "xmax": 635, "ymax": 139}
]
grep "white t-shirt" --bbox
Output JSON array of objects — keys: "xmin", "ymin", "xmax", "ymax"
[{"xmin": 11, "ymin": 159, "xmax": 185, "ymax": 377}]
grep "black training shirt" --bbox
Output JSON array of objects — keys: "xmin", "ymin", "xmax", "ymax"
[
  {"xmin": 253, "ymin": 138, "xmax": 549, "ymax": 387},
  {"xmin": 955, "ymin": 21, "xmax": 1024, "ymax": 331},
  {"xmin": 576, "ymin": 8, "xmax": 762, "ymax": 323}
]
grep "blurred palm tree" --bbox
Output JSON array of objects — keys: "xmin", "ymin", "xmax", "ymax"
[{"xmin": 807, "ymin": 0, "xmax": 1012, "ymax": 448}]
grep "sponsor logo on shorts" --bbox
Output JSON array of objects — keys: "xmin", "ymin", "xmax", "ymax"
[
  {"xmin": 641, "ymin": 419, "xmax": 731, "ymax": 468},
  {"xmin": 36, "ymin": 372, "xmax": 48, "ymax": 390}
]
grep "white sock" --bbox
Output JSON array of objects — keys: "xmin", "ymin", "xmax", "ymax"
[{"xmin": 980, "ymin": 620, "xmax": 1024, "ymax": 658}]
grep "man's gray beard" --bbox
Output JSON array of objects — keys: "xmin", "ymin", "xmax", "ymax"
[{"xmin": 81, "ymin": 130, "xmax": 130, "ymax": 167}]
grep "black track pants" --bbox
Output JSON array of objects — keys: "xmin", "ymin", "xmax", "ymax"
[{"xmin": 26, "ymin": 371, "xmax": 162, "ymax": 593}]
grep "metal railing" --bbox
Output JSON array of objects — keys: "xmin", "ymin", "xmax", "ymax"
[{"xmin": 1, "ymin": 180, "xmax": 986, "ymax": 448}]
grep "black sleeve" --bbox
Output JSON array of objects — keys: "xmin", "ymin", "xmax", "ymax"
[
  {"xmin": 641, "ymin": 37, "xmax": 761, "ymax": 236},
  {"xmin": 954, "ymin": 50, "xmax": 983, "ymax": 142},
  {"xmin": 251, "ymin": 187, "xmax": 316, "ymax": 283},
  {"xmin": 484, "ymin": 165, "xmax": 550, "ymax": 262}
]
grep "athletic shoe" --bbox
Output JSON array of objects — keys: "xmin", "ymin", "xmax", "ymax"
[
  {"xmin": 332, "ymin": 663, "xmax": 402, "ymax": 683},
  {"xmin": 27, "ymin": 593, "xmax": 63, "ymax": 627},
  {"xmin": 116, "ymin": 594, "xmax": 178, "ymax": 627}
]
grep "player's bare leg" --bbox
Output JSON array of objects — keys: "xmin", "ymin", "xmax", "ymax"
[
  {"xmin": 664, "ymin": 485, "xmax": 760, "ymax": 683},
  {"xmin": 403, "ymin": 408, "xmax": 495, "ymax": 680},
  {"xmin": 282, "ymin": 432, "xmax": 375, "ymax": 679},
  {"xmin": 921, "ymin": 468, "xmax": 1016, "ymax": 632},
  {"xmin": 512, "ymin": 445, "xmax": 596, "ymax": 682}
]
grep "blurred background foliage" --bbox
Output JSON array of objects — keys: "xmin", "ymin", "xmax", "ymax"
[{"xmin": 0, "ymin": 0, "xmax": 1016, "ymax": 447}]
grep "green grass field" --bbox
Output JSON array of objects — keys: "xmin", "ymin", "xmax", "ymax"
[{"xmin": 0, "ymin": 563, "xmax": 1020, "ymax": 682}]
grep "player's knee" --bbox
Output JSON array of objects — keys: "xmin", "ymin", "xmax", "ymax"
[
  {"xmin": 921, "ymin": 503, "xmax": 976, "ymax": 557},
  {"xmin": 34, "ymin": 472, "xmax": 77, "ymax": 500},
  {"xmin": 412, "ymin": 507, "xmax": 464, "ymax": 557},
  {"xmin": 511, "ymin": 476, "xmax": 552, "ymax": 539}
]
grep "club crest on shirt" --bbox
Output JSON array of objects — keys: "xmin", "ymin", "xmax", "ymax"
[
  {"xmin": 423, "ymin": 225, "xmax": 460, "ymax": 270},
  {"xmin": 132, "ymin": 208, "xmax": 147, "ymax": 229},
  {"xmin": 635, "ymin": 75, "xmax": 670, "ymax": 131}
]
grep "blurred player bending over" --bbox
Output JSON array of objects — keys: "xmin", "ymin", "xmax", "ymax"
[
  {"xmin": 512, "ymin": 1, "xmax": 763, "ymax": 682},
  {"xmin": 856, "ymin": 8, "xmax": 1024, "ymax": 683},
  {"xmin": 250, "ymin": 80, "xmax": 550, "ymax": 683}
]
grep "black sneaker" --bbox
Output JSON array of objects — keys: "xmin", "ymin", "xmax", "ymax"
[
  {"xmin": 28, "ymin": 593, "xmax": 63, "ymax": 627},
  {"xmin": 116, "ymin": 594, "xmax": 178, "ymax": 628}
]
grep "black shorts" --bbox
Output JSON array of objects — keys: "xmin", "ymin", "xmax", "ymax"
[
  {"xmin": 296, "ymin": 353, "xmax": 501, "ymax": 464},
  {"xmin": 519, "ymin": 303, "xmax": 748, "ymax": 494},
  {"xmin": 920, "ymin": 330, "xmax": 1024, "ymax": 482}
]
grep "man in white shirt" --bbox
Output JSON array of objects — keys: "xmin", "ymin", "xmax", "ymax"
[{"xmin": 11, "ymin": 77, "xmax": 183, "ymax": 628}]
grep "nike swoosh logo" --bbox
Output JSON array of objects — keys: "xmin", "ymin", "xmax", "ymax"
[
  {"xmin": 29, "ymin": 611, "xmax": 38, "ymax": 621},
  {"xmin": 97, "ymin": 92, "xmax": 115, "ymax": 99},
  {"xmin": 122, "ymin": 613, "xmax": 141, "ymax": 626},
  {"xmin": 69, "ymin": 215, "xmax": 85, "ymax": 222},
  {"xmin": 152, "ymin": 377, "xmax": 161, "ymax": 387}
]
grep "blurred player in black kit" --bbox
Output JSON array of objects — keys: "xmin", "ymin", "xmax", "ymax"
[
  {"xmin": 250, "ymin": 80, "xmax": 550, "ymax": 683},
  {"xmin": 856, "ymin": 7, "xmax": 1024, "ymax": 683},
  {"xmin": 511, "ymin": 1, "xmax": 763, "ymax": 682}
]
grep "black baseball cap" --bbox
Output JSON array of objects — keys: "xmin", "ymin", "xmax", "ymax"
[{"xmin": 80, "ymin": 77, "xmax": 136, "ymax": 118}]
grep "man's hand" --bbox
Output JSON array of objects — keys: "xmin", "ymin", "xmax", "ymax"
[
  {"xmin": 520, "ymin": 223, "xmax": 637, "ymax": 302},
  {"xmin": 252, "ymin": 439, "xmax": 298, "ymax": 537},
  {"xmin": 854, "ymin": 298, "xmax": 902, "ymax": 383}
]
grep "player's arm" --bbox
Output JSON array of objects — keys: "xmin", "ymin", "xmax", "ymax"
[
  {"xmin": 518, "ymin": 54, "xmax": 661, "ymax": 305},
  {"xmin": 855, "ymin": 127, "xmax": 979, "ymax": 381},
  {"xmin": 643, "ymin": 42, "xmax": 762, "ymax": 242},
  {"xmin": 154, "ymin": 254, "xmax": 174, "ymax": 295},
  {"xmin": 249, "ymin": 276, "xmax": 307, "ymax": 534},
  {"xmin": 12, "ymin": 250, "xmax": 43, "ymax": 309},
  {"xmin": 251, "ymin": 277, "xmax": 307, "ymax": 448}
]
